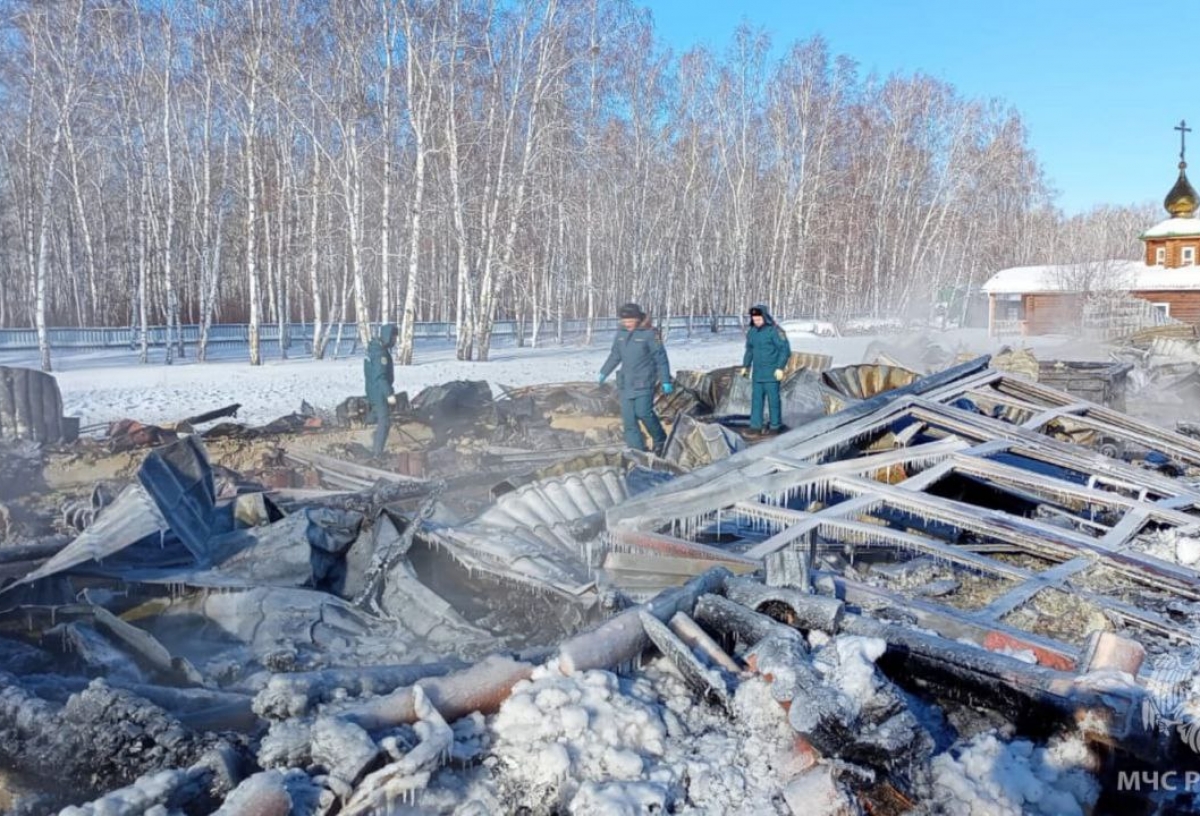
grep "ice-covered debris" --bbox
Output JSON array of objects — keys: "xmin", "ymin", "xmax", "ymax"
[
  {"xmin": 57, "ymin": 769, "xmax": 193, "ymax": 816},
  {"xmin": 309, "ymin": 716, "xmax": 379, "ymax": 785},
  {"xmin": 811, "ymin": 636, "xmax": 887, "ymax": 721},
  {"xmin": 1180, "ymin": 536, "xmax": 1200, "ymax": 566},
  {"xmin": 781, "ymin": 765, "xmax": 856, "ymax": 816},
  {"xmin": 252, "ymin": 661, "xmax": 465, "ymax": 720},
  {"xmin": 750, "ymin": 630, "xmax": 931, "ymax": 773},
  {"xmin": 489, "ymin": 667, "xmax": 671, "ymax": 813},
  {"xmin": 341, "ymin": 685, "xmax": 459, "ymax": 815},
  {"xmin": 570, "ymin": 780, "xmax": 670, "ymax": 815},
  {"xmin": 1132, "ymin": 526, "xmax": 1200, "ymax": 566},
  {"xmin": 447, "ymin": 711, "xmax": 490, "ymax": 764},
  {"xmin": 927, "ymin": 731, "xmax": 1100, "ymax": 816},
  {"xmin": 214, "ymin": 769, "xmax": 327, "ymax": 816},
  {"xmin": 915, "ymin": 578, "xmax": 961, "ymax": 597},
  {"xmin": 258, "ymin": 720, "xmax": 312, "ymax": 770},
  {"xmin": 639, "ymin": 611, "xmax": 732, "ymax": 708}
]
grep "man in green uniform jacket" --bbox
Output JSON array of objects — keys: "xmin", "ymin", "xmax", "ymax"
[
  {"xmin": 364, "ymin": 323, "xmax": 398, "ymax": 457},
  {"xmin": 740, "ymin": 304, "xmax": 791, "ymax": 435},
  {"xmin": 598, "ymin": 303, "xmax": 673, "ymax": 454}
]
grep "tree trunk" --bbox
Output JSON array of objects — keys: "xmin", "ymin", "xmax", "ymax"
[
  {"xmin": 33, "ymin": 116, "xmax": 66, "ymax": 372},
  {"xmin": 309, "ymin": 154, "xmax": 325, "ymax": 359}
]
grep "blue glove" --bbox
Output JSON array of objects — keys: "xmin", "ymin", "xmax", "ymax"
[
  {"xmin": 662, "ymin": 383, "xmax": 674, "ymax": 395},
  {"xmin": 598, "ymin": 373, "xmax": 607, "ymax": 384}
]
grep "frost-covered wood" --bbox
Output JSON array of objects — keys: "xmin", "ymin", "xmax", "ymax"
[
  {"xmin": 693, "ymin": 593, "xmax": 805, "ymax": 649},
  {"xmin": 341, "ymin": 654, "xmax": 536, "ymax": 731},
  {"xmin": 724, "ymin": 577, "xmax": 844, "ymax": 632},
  {"xmin": 639, "ymin": 611, "xmax": 731, "ymax": 707},
  {"xmin": 556, "ymin": 567, "xmax": 732, "ymax": 675},
  {"xmin": 668, "ymin": 611, "xmax": 742, "ymax": 674},
  {"xmin": 252, "ymin": 661, "xmax": 465, "ymax": 720}
]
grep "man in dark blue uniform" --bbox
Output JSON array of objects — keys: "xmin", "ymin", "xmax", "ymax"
[
  {"xmin": 740, "ymin": 304, "xmax": 791, "ymax": 435},
  {"xmin": 364, "ymin": 323, "xmax": 398, "ymax": 457},
  {"xmin": 598, "ymin": 303, "xmax": 673, "ymax": 454}
]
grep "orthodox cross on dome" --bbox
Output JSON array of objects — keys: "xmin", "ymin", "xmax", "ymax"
[{"xmin": 1176, "ymin": 119, "xmax": 1191, "ymax": 165}]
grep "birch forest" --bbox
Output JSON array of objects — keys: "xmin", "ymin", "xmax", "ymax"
[{"xmin": 0, "ymin": 0, "xmax": 1157, "ymax": 367}]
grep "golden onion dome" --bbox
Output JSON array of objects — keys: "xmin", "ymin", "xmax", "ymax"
[{"xmin": 1165, "ymin": 161, "xmax": 1198, "ymax": 218}]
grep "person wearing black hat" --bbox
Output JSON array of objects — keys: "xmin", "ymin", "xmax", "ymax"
[
  {"xmin": 598, "ymin": 303, "xmax": 673, "ymax": 453},
  {"xmin": 740, "ymin": 304, "xmax": 791, "ymax": 435}
]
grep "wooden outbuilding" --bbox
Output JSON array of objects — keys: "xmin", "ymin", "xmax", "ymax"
[{"xmin": 984, "ymin": 124, "xmax": 1200, "ymax": 336}]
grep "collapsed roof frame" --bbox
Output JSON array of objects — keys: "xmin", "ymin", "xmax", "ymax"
[{"xmin": 604, "ymin": 357, "xmax": 1200, "ymax": 670}]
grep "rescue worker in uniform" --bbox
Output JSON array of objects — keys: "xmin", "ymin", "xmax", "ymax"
[
  {"xmin": 598, "ymin": 303, "xmax": 673, "ymax": 454},
  {"xmin": 740, "ymin": 304, "xmax": 791, "ymax": 435},
  {"xmin": 364, "ymin": 323, "xmax": 398, "ymax": 457}
]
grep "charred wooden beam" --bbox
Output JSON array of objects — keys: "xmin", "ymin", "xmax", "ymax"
[
  {"xmin": 840, "ymin": 611, "xmax": 1153, "ymax": 756},
  {"xmin": 724, "ymin": 577, "xmax": 845, "ymax": 632},
  {"xmin": 693, "ymin": 593, "xmax": 807, "ymax": 649},
  {"xmin": 831, "ymin": 576, "xmax": 1080, "ymax": 670},
  {"xmin": 0, "ymin": 671, "xmax": 229, "ymax": 800},
  {"xmin": 639, "ymin": 612, "xmax": 731, "ymax": 707},
  {"xmin": 606, "ymin": 529, "xmax": 758, "ymax": 567},
  {"xmin": 341, "ymin": 654, "xmax": 535, "ymax": 731},
  {"xmin": 180, "ymin": 404, "xmax": 242, "ymax": 427},
  {"xmin": 557, "ymin": 567, "xmax": 732, "ymax": 675},
  {"xmin": 668, "ymin": 611, "xmax": 742, "ymax": 673}
]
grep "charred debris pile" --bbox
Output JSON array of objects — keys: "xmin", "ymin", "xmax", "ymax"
[{"xmin": 2, "ymin": 355, "xmax": 1200, "ymax": 814}]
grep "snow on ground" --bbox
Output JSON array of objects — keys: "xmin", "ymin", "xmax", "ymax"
[
  {"xmin": 926, "ymin": 730, "xmax": 1100, "ymax": 816},
  {"xmin": 477, "ymin": 661, "xmax": 799, "ymax": 815},
  {"xmin": 0, "ymin": 328, "xmax": 1090, "ymax": 429}
]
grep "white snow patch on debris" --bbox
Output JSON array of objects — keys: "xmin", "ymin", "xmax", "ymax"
[
  {"xmin": 812, "ymin": 635, "xmax": 887, "ymax": 717},
  {"xmin": 485, "ymin": 661, "xmax": 796, "ymax": 815},
  {"xmin": 928, "ymin": 730, "xmax": 1100, "ymax": 816},
  {"xmin": 1133, "ymin": 526, "xmax": 1200, "ymax": 566}
]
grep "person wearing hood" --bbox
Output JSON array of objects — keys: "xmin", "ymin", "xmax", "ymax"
[
  {"xmin": 598, "ymin": 303, "xmax": 673, "ymax": 454},
  {"xmin": 364, "ymin": 323, "xmax": 398, "ymax": 457},
  {"xmin": 740, "ymin": 304, "xmax": 791, "ymax": 435}
]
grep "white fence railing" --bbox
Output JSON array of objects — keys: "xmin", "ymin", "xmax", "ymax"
[{"xmin": 0, "ymin": 316, "xmax": 746, "ymax": 351}]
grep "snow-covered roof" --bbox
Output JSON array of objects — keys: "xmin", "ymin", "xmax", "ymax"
[
  {"xmin": 982, "ymin": 259, "xmax": 1200, "ymax": 294},
  {"xmin": 1141, "ymin": 217, "xmax": 1200, "ymax": 239}
]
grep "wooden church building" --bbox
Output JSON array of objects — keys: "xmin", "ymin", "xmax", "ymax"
[{"xmin": 984, "ymin": 124, "xmax": 1200, "ymax": 336}]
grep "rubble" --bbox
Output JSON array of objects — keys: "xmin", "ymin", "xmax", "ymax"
[
  {"xmin": 6, "ymin": 352, "xmax": 1200, "ymax": 813},
  {"xmin": 0, "ymin": 365, "xmax": 78, "ymax": 443}
]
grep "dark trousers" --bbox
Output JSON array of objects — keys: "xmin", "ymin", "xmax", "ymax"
[
  {"xmin": 750, "ymin": 381, "xmax": 782, "ymax": 430},
  {"xmin": 620, "ymin": 393, "xmax": 666, "ymax": 452},
  {"xmin": 369, "ymin": 398, "xmax": 391, "ymax": 456}
]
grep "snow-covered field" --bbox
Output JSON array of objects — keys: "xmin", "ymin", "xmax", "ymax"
[{"xmin": 1, "ymin": 328, "xmax": 1089, "ymax": 428}]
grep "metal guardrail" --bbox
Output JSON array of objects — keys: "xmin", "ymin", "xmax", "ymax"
[{"xmin": 0, "ymin": 316, "xmax": 745, "ymax": 351}]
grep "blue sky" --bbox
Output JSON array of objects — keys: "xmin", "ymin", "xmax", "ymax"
[{"xmin": 645, "ymin": 0, "xmax": 1196, "ymax": 215}]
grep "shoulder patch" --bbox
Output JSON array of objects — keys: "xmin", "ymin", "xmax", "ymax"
[{"xmin": 776, "ymin": 327, "xmax": 787, "ymax": 339}]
